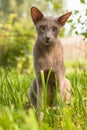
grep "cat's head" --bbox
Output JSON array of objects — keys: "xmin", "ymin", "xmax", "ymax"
[{"xmin": 31, "ymin": 6, "xmax": 72, "ymax": 46}]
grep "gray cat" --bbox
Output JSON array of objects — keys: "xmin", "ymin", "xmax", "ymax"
[{"xmin": 29, "ymin": 6, "xmax": 72, "ymax": 109}]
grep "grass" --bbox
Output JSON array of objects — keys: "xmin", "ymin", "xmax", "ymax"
[{"xmin": 0, "ymin": 64, "xmax": 87, "ymax": 130}]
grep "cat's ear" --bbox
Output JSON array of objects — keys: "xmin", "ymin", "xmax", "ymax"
[
  {"xmin": 57, "ymin": 12, "xmax": 72, "ymax": 26},
  {"xmin": 31, "ymin": 6, "xmax": 44, "ymax": 24}
]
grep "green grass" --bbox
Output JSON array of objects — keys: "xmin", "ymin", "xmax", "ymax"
[{"xmin": 0, "ymin": 67, "xmax": 87, "ymax": 130}]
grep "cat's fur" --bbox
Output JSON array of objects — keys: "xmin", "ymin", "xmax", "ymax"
[{"xmin": 29, "ymin": 7, "xmax": 72, "ymax": 108}]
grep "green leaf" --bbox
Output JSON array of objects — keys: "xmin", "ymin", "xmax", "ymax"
[
  {"xmin": 85, "ymin": 9, "xmax": 87, "ymax": 16},
  {"xmin": 63, "ymin": 108, "xmax": 77, "ymax": 130},
  {"xmin": 80, "ymin": 0, "xmax": 85, "ymax": 3},
  {"xmin": 68, "ymin": 20, "xmax": 73, "ymax": 23},
  {"xmin": 74, "ymin": 10, "xmax": 79, "ymax": 14}
]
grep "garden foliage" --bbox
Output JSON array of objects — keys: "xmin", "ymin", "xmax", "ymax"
[{"xmin": 0, "ymin": 14, "xmax": 35, "ymax": 73}]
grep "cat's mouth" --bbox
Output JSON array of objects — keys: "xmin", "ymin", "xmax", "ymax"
[
  {"xmin": 43, "ymin": 40, "xmax": 53, "ymax": 46},
  {"xmin": 40, "ymin": 37, "xmax": 53, "ymax": 46},
  {"xmin": 44, "ymin": 42, "xmax": 50, "ymax": 45}
]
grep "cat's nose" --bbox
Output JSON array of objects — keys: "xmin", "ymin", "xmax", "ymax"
[{"xmin": 46, "ymin": 36, "xmax": 50, "ymax": 41}]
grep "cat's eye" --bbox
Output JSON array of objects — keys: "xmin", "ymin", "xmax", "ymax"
[
  {"xmin": 52, "ymin": 26, "xmax": 58, "ymax": 31},
  {"xmin": 40, "ymin": 25, "xmax": 46, "ymax": 31}
]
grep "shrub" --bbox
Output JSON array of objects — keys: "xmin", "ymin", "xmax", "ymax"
[{"xmin": 0, "ymin": 14, "xmax": 35, "ymax": 73}]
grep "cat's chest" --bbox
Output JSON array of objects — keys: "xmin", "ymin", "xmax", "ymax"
[
  {"xmin": 34, "ymin": 42, "xmax": 63, "ymax": 70},
  {"xmin": 38, "ymin": 55, "xmax": 53, "ymax": 66},
  {"xmin": 37, "ymin": 49, "xmax": 62, "ymax": 69}
]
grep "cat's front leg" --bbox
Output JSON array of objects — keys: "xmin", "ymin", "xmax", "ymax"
[
  {"xmin": 28, "ymin": 77, "xmax": 43, "ymax": 109},
  {"xmin": 29, "ymin": 77, "xmax": 44, "ymax": 120},
  {"xmin": 28, "ymin": 78, "xmax": 37, "ymax": 107},
  {"xmin": 36, "ymin": 77, "xmax": 44, "ymax": 120},
  {"xmin": 59, "ymin": 78, "xmax": 71, "ymax": 102},
  {"xmin": 64, "ymin": 78, "xmax": 71, "ymax": 102}
]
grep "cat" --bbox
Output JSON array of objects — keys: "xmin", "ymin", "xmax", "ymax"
[{"xmin": 29, "ymin": 6, "xmax": 72, "ymax": 109}]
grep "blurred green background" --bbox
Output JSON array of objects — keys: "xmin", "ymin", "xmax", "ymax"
[{"xmin": 0, "ymin": 0, "xmax": 87, "ymax": 73}]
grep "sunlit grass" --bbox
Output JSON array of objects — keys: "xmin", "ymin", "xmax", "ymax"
[{"xmin": 0, "ymin": 66, "xmax": 87, "ymax": 130}]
